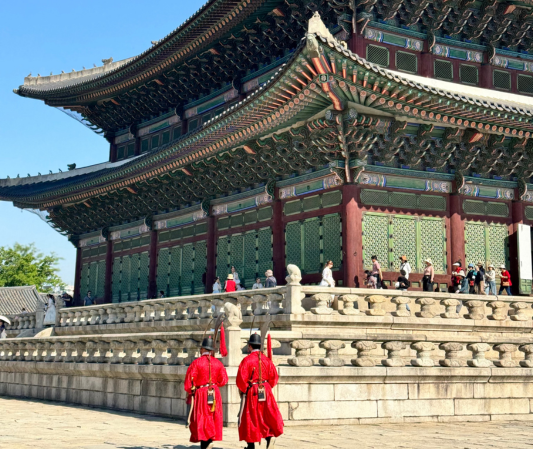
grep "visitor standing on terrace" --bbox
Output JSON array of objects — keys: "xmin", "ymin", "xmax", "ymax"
[
  {"xmin": 422, "ymin": 259, "xmax": 434, "ymax": 292},
  {"xmin": 231, "ymin": 266, "xmax": 242, "ymax": 290},
  {"xmin": 371, "ymin": 256, "xmax": 382, "ymax": 289},
  {"xmin": 264, "ymin": 270, "xmax": 277, "ymax": 288},
  {"xmin": 83, "ymin": 291, "xmax": 94, "ymax": 306},
  {"xmin": 225, "ymin": 274, "xmax": 236, "ymax": 293},
  {"xmin": 499, "ymin": 265, "xmax": 512, "ymax": 295}
]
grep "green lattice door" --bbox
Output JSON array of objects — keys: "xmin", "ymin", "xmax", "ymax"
[
  {"xmin": 80, "ymin": 263, "xmax": 90, "ymax": 297},
  {"xmin": 258, "ymin": 227, "xmax": 273, "ymax": 277},
  {"xmin": 112, "ymin": 258, "xmax": 121, "ymax": 302},
  {"xmin": 243, "ymin": 231, "xmax": 257, "ymax": 288},
  {"xmin": 363, "ymin": 212, "xmax": 446, "ymax": 273},
  {"xmin": 181, "ymin": 244, "xmax": 194, "ymax": 296},
  {"xmin": 139, "ymin": 252, "xmax": 149, "ymax": 300},
  {"xmin": 121, "ymin": 256, "xmax": 131, "ymax": 301},
  {"xmin": 285, "ymin": 214, "xmax": 342, "ymax": 275},
  {"xmin": 96, "ymin": 260, "xmax": 106, "ymax": 299},
  {"xmin": 157, "ymin": 249, "xmax": 170, "ymax": 297},
  {"xmin": 465, "ymin": 221, "xmax": 509, "ymax": 268},
  {"xmin": 169, "ymin": 246, "xmax": 182, "ymax": 296},
  {"xmin": 216, "ymin": 236, "xmax": 229, "ymax": 280},
  {"xmin": 193, "ymin": 240, "xmax": 207, "ymax": 294}
]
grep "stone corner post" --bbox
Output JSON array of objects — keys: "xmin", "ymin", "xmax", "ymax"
[
  {"xmin": 284, "ymin": 264, "xmax": 305, "ymax": 315},
  {"xmin": 54, "ymin": 296, "xmax": 65, "ymax": 327},
  {"xmin": 35, "ymin": 301, "xmax": 46, "ymax": 331}
]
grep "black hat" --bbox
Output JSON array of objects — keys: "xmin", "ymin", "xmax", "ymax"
[
  {"xmin": 201, "ymin": 336, "xmax": 214, "ymax": 351},
  {"xmin": 248, "ymin": 333, "xmax": 261, "ymax": 346}
]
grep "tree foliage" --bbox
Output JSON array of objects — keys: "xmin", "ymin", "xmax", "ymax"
[{"xmin": 0, "ymin": 243, "xmax": 65, "ymax": 293}]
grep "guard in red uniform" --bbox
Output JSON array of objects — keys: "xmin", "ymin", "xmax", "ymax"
[
  {"xmin": 237, "ymin": 333, "xmax": 284, "ymax": 449},
  {"xmin": 184, "ymin": 336, "xmax": 228, "ymax": 449}
]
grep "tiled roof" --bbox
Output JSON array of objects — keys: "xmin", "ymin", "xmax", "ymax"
[{"xmin": 0, "ymin": 286, "xmax": 47, "ymax": 315}]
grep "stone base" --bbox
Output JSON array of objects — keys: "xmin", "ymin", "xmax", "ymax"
[
  {"xmin": 319, "ymin": 358, "xmax": 345, "ymax": 367},
  {"xmin": 411, "ymin": 359, "xmax": 435, "ymax": 367}
]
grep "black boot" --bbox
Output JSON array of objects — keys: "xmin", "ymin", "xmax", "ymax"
[
  {"xmin": 201, "ymin": 440, "xmax": 213, "ymax": 449},
  {"xmin": 246, "ymin": 443, "xmax": 255, "ymax": 449},
  {"xmin": 266, "ymin": 437, "xmax": 276, "ymax": 448}
]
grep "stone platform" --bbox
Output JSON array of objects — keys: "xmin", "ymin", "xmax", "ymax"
[{"xmin": 2, "ymin": 397, "xmax": 533, "ymax": 449}]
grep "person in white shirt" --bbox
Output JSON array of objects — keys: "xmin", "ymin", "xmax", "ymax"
[
  {"xmin": 252, "ymin": 278, "xmax": 263, "ymax": 289},
  {"xmin": 399, "ymin": 255, "xmax": 411, "ymax": 279},
  {"xmin": 231, "ymin": 266, "xmax": 243, "ymax": 290},
  {"xmin": 320, "ymin": 260, "xmax": 335, "ymax": 307}
]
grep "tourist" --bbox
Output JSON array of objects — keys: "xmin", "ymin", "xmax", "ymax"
[
  {"xmin": 371, "ymin": 255, "xmax": 383, "ymax": 289},
  {"xmin": 365, "ymin": 270, "xmax": 377, "ymax": 289},
  {"xmin": 395, "ymin": 269, "xmax": 410, "ymax": 291},
  {"xmin": 212, "ymin": 277, "xmax": 222, "ymax": 294},
  {"xmin": 320, "ymin": 260, "xmax": 335, "ymax": 288},
  {"xmin": 62, "ymin": 292, "xmax": 73, "ymax": 307},
  {"xmin": 264, "ymin": 270, "xmax": 277, "ymax": 288},
  {"xmin": 224, "ymin": 274, "xmax": 236, "ymax": 292},
  {"xmin": 237, "ymin": 333, "xmax": 284, "ymax": 449},
  {"xmin": 202, "ymin": 267, "xmax": 208, "ymax": 294},
  {"xmin": 455, "ymin": 270, "xmax": 468, "ymax": 294},
  {"xmin": 399, "ymin": 255, "xmax": 411, "ymax": 279},
  {"xmin": 231, "ymin": 266, "xmax": 242, "ymax": 290},
  {"xmin": 159, "ymin": 290, "xmax": 165, "ymax": 298},
  {"xmin": 83, "ymin": 291, "xmax": 94, "ymax": 306},
  {"xmin": 21, "ymin": 307, "xmax": 28, "ymax": 314},
  {"xmin": 466, "ymin": 263, "xmax": 477, "ymax": 294},
  {"xmin": 422, "ymin": 259, "xmax": 434, "ymax": 292},
  {"xmin": 451, "ymin": 262, "xmax": 462, "ymax": 291},
  {"xmin": 475, "ymin": 262, "xmax": 486, "ymax": 295},
  {"xmin": 184, "ymin": 335, "xmax": 228, "ymax": 449},
  {"xmin": 484, "ymin": 264, "xmax": 496, "ymax": 296},
  {"xmin": 499, "ymin": 265, "xmax": 512, "ymax": 295},
  {"xmin": 252, "ymin": 278, "xmax": 263, "ymax": 289},
  {"xmin": 43, "ymin": 294, "xmax": 56, "ymax": 326},
  {"xmin": 0, "ymin": 320, "xmax": 6, "ymax": 339}
]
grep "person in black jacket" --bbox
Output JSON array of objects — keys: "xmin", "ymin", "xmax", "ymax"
[
  {"xmin": 466, "ymin": 263, "xmax": 477, "ymax": 294},
  {"xmin": 475, "ymin": 262, "xmax": 486, "ymax": 295},
  {"xmin": 396, "ymin": 269, "xmax": 410, "ymax": 291}
]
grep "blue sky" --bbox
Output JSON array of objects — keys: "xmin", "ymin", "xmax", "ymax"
[{"xmin": 0, "ymin": 0, "xmax": 206, "ymax": 285}]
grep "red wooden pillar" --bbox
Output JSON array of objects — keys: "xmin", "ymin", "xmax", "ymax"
[
  {"xmin": 272, "ymin": 188, "xmax": 285, "ymax": 284},
  {"xmin": 342, "ymin": 184, "xmax": 363, "ymax": 287},
  {"xmin": 148, "ymin": 230, "xmax": 158, "ymax": 299},
  {"xmin": 205, "ymin": 215, "xmax": 216, "ymax": 294},
  {"xmin": 510, "ymin": 199, "xmax": 524, "ymax": 294},
  {"xmin": 104, "ymin": 240, "xmax": 113, "ymax": 303},
  {"xmin": 73, "ymin": 246, "xmax": 82, "ymax": 305},
  {"xmin": 449, "ymin": 195, "xmax": 465, "ymax": 268}
]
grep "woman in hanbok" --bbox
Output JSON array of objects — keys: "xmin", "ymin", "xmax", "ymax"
[
  {"xmin": 231, "ymin": 266, "xmax": 243, "ymax": 290},
  {"xmin": 43, "ymin": 294, "xmax": 57, "ymax": 326},
  {"xmin": 320, "ymin": 260, "xmax": 335, "ymax": 306}
]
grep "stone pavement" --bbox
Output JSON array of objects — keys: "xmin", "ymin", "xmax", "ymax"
[{"xmin": 2, "ymin": 397, "xmax": 533, "ymax": 449}]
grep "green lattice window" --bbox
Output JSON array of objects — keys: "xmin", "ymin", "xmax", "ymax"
[
  {"xmin": 434, "ymin": 59, "xmax": 453, "ymax": 81},
  {"xmin": 518, "ymin": 74, "xmax": 533, "ymax": 94},
  {"xmin": 367, "ymin": 45, "xmax": 389, "ymax": 67},
  {"xmin": 284, "ymin": 213, "xmax": 342, "ymax": 275},
  {"xmin": 493, "ymin": 70, "xmax": 511, "ymax": 90},
  {"xmin": 361, "ymin": 189, "xmax": 446, "ymax": 211},
  {"xmin": 460, "ymin": 64, "xmax": 478, "ymax": 85},
  {"xmin": 396, "ymin": 51, "xmax": 417, "ymax": 74},
  {"xmin": 283, "ymin": 190, "xmax": 343, "ymax": 216},
  {"xmin": 465, "ymin": 221, "xmax": 509, "ymax": 268},
  {"xmin": 362, "ymin": 212, "xmax": 446, "ymax": 273},
  {"xmin": 525, "ymin": 206, "xmax": 533, "ymax": 221},
  {"xmin": 82, "ymin": 261, "xmax": 106, "ymax": 299},
  {"xmin": 463, "ymin": 200, "xmax": 509, "ymax": 217}
]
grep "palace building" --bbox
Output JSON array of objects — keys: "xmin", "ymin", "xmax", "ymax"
[{"xmin": 2, "ymin": 0, "xmax": 533, "ymax": 302}]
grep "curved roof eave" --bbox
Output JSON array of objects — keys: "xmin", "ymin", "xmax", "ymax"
[{"xmin": 15, "ymin": 0, "xmax": 268, "ymax": 102}]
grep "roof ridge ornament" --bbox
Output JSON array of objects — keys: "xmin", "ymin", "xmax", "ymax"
[{"xmin": 308, "ymin": 12, "xmax": 336, "ymax": 45}]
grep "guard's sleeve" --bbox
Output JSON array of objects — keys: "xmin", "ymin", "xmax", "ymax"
[
  {"xmin": 236, "ymin": 358, "xmax": 249, "ymax": 393},
  {"xmin": 184, "ymin": 361, "xmax": 197, "ymax": 394},
  {"xmin": 267, "ymin": 359, "xmax": 279, "ymax": 388},
  {"xmin": 216, "ymin": 360, "xmax": 229, "ymax": 387}
]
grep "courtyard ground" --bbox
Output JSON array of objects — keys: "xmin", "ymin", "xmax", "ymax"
[{"xmin": 1, "ymin": 397, "xmax": 532, "ymax": 448}]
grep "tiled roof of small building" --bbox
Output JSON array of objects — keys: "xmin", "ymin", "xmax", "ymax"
[{"xmin": 0, "ymin": 286, "xmax": 47, "ymax": 316}]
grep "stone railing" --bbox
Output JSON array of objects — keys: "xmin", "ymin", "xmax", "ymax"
[
  {"xmin": 0, "ymin": 332, "xmax": 204, "ymax": 365},
  {"xmin": 4, "ymin": 306, "xmax": 45, "ymax": 338},
  {"xmin": 282, "ymin": 336, "xmax": 533, "ymax": 368}
]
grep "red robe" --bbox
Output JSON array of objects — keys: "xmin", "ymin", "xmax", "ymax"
[
  {"xmin": 236, "ymin": 351, "xmax": 284, "ymax": 442},
  {"xmin": 184, "ymin": 354, "xmax": 228, "ymax": 443}
]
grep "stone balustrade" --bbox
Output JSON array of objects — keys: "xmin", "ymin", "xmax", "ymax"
[
  {"xmin": 0, "ymin": 332, "xmax": 204, "ymax": 366},
  {"xmin": 285, "ymin": 336, "xmax": 531, "ymax": 368},
  {"xmin": 4, "ymin": 312, "xmax": 40, "ymax": 337}
]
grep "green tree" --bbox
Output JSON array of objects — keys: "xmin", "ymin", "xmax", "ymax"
[{"xmin": 0, "ymin": 243, "xmax": 65, "ymax": 293}]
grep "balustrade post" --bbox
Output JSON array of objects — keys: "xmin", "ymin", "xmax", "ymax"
[
  {"xmin": 139, "ymin": 340, "xmax": 154, "ymax": 365},
  {"xmin": 285, "ymin": 265, "xmax": 305, "ymax": 314},
  {"xmin": 96, "ymin": 341, "xmax": 110, "ymax": 363},
  {"xmin": 238, "ymin": 296, "xmax": 254, "ymax": 317},
  {"xmin": 122, "ymin": 340, "xmax": 138, "ymax": 364},
  {"xmin": 80, "ymin": 310, "xmax": 91, "ymax": 326},
  {"xmin": 411, "ymin": 342, "xmax": 435, "ymax": 367},
  {"xmin": 164, "ymin": 300, "xmax": 177, "ymax": 321},
  {"xmin": 28, "ymin": 314, "xmax": 36, "ymax": 330},
  {"xmin": 23, "ymin": 343, "xmax": 35, "ymax": 361},
  {"xmin": 440, "ymin": 299, "xmax": 460, "ymax": 319},
  {"xmin": 106, "ymin": 307, "xmax": 118, "ymax": 324},
  {"xmin": 54, "ymin": 342, "xmax": 65, "ymax": 362},
  {"xmin": 381, "ymin": 341, "xmax": 406, "ymax": 367},
  {"xmin": 488, "ymin": 301, "xmax": 508, "ymax": 321},
  {"xmin": 494, "ymin": 344, "xmax": 518, "ymax": 367},
  {"xmin": 253, "ymin": 294, "xmax": 269, "ymax": 316},
  {"xmin": 351, "ymin": 341, "xmax": 377, "ymax": 366},
  {"xmin": 311, "ymin": 293, "xmax": 334, "ymax": 315},
  {"xmin": 167, "ymin": 339, "xmax": 185, "ymax": 365},
  {"xmin": 184, "ymin": 338, "xmax": 200, "ymax": 365},
  {"xmin": 366, "ymin": 295, "xmax": 386, "ymax": 316},
  {"xmin": 415, "ymin": 298, "xmax": 436, "ymax": 318},
  {"xmin": 88, "ymin": 309, "xmax": 99, "ymax": 325},
  {"xmin": 43, "ymin": 342, "xmax": 54, "ymax": 362},
  {"xmin": 339, "ymin": 295, "xmax": 360, "ymax": 315},
  {"xmin": 34, "ymin": 343, "xmax": 45, "ymax": 362},
  {"xmin": 74, "ymin": 311, "xmax": 82, "ymax": 326},
  {"xmin": 123, "ymin": 306, "xmax": 135, "ymax": 323},
  {"xmin": 98, "ymin": 308, "xmax": 108, "ymax": 324},
  {"xmin": 187, "ymin": 300, "xmax": 200, "ymax": 320},
  {"xmin": 74, "ymin": 342, "xmax": 86, "ymax": 363},
  {"xmin": 520, "ymin": 345, "xmax": 533, "ymax": 367},
  {"xmin": 107, "ymin": 340, "xmax": 123, "ymax": 364},
  {"xmin": 510, "ymin": 302, "xmax": 529, "ymax": 321},
  {"xmin": 143, "ymin": 304, "xmax": 154, "ymax": 322},
  {"xmin": 223, "ymin": 302, "xmax": 243, "ymax": 367},
  {"xmin": 152, "ymin": 339, "xmax": 170, "ymax": 365},
  {"xmin": 319, "ymin": 340, "xmax": 345, "ymax": 366},
  {"xmin": 153, "ymin": 303, "xmax": 165, "ymax": 321},
  {"xmin": 67, "ymin": 311, "xmax": 75, "ymax": 327},
  {"xmin": 64, "ymin": 342, "xmax": 77, "ymax": 362},
  {"xmin": 288, "ymin": 340, "xmax": 315, "ymax": 367},
  {"xmin": 439, "ymin": 343, "xmax": 464, "ymax": 367},
  {"xmin": 175, "ymin": 301, "xmax": 188, "ymax": 320},
  {"xmin": 54, "ymin": 296, "xmax": 65, "ymax": 327},
  {"xmin": 265, "ymin": 293, "xmax": 282, "ymax": 315},
  {"xmin": 465, "ymin": 300, "xmax": 485, "ymax": 320},
  {"xmin": 467, "ymin": 343, "xmax": 493, "ymax": 367},
  {"xmin": 35, "ymin": 302, "xmax": 45, "ymax": 331},
  {"xmin": 391, "ymin": 297, "xmax": 411, "ymax": 317},
  {"xmin": 198, "ymin": 299, "xmax": 213, "ymax": 319},
  {"xmin": 212, "ymin": 298, "xmax": 225, "ymax": 318}
]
